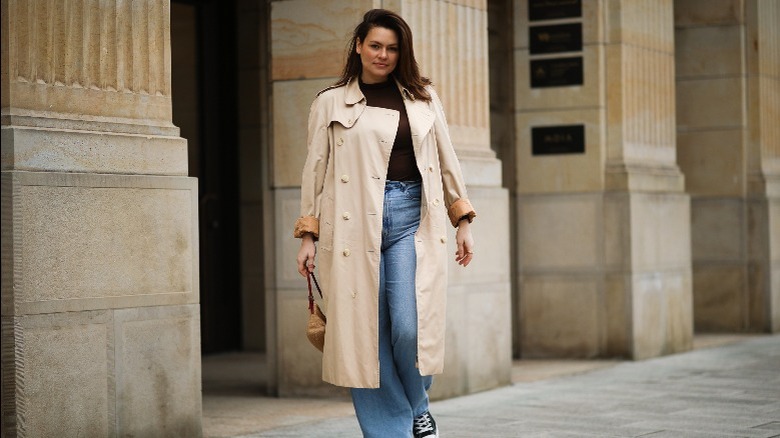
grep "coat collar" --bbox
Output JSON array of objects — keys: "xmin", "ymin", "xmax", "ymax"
[
  {"xmin": 342, "ymin": 76, "xmax": 434, "ymax": 146},
  {"xmin": 344, "ymin": 76, "xmax": 416, "ymax": 105}
]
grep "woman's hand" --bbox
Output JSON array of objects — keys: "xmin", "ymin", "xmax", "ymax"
[
  {"xmin": 297, "ymin": 234, "xmax": 317, "ymax": 277},
  {"xmin": 455, "ymin": 219, "xmax": 475, "ymax": 267}
]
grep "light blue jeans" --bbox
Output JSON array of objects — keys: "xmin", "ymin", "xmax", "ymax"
[{"xmin": 351, "ymin": 180, "xmax": 433, "ymax": 438}]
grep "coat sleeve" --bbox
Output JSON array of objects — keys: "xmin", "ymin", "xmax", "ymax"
[
  {"xmin": 293, "ymin": 96, "xmax": 331, "ymax": 239},
  {"xmin": 429, "ymin": 87, "xmax": 477, "ymax": 227}
]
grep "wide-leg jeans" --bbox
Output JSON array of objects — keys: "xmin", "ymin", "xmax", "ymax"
[{"xmin": 351, "ymin": 180, "xmax": 433, "ymax": 438}]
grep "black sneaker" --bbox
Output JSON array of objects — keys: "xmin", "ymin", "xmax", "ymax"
[{"xmin": 413, "ymin": 411, "xmax": 438, "ymax": 438}]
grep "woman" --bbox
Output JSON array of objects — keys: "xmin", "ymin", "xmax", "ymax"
[{"xmin": 294, "ymin": 9, "xmax": 475, "ymax": 438}]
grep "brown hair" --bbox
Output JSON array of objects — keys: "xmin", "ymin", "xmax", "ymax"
[{"xmin": 335, "ymin": 9, "xmax": 431, "ymax": 101}]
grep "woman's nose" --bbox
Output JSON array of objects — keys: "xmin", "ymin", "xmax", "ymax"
[{"xmin": 378, "ymin": 48, "xmax": 387, "ymax": 58}]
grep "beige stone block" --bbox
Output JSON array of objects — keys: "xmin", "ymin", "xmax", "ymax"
[
  {"xmin": 604, "ymin": 194, "xmax": 629, "ymax": 270},
  {"xmin": 458, "ymin": 154, "xmax": 504, "ymax": 187},
  {"xmin": 2, "ymin": 125, "xmax": 188, "ymax": 175},
  {"xmin": 7, "ymin": 85, "xmax": 174, "ymax": 127},
  {"xmin": 693, "ymin": 265, "xmax": 745, "ymax": 331},
  {"xmin": 518, "ymin": 194, "xmax": 601, "ymax": 270},
  {"xmin": 674, "ymin": 0, "xmax": 744, "ymax": 27},
  {"xmin": 677, "ymin": 129, "xmax": 745, "ymax": 196},
  {"xmin": 515, "ymin": 45, "xmax": 602, "ymax": 111},
  {"xmin": 520, "ymin": 276, "xmax": 600, "ymax": 357},
  {"xmin": 271, "ymin": 0, "xmax": 371, "ymax": 80},
  {"xmin": 515, "ymin": 109, "xmax": 604, "ymax": 194},
  {"xmin": 448, "ymin": 187, "xmax": 510, "ymax": 285},
  {"xmin": 464, "ymin": 287, "xmax": 512, "ymax": 392},
  {"xmin": 604, "ymin": 274, "xmax": 630, "ymax": 356},
  {"xmin": 272, "ymin": 78, "xmax": 333, "ymax": 188},
  {"xmin": 773, "ymin": 260, "xmax": 780, "ymax": 332},
  {"xmin": 114, "ymin": 305, "xmax": 202, "ymax": 436},
  {"xmin": 631, "ymin": 270, "xmax": 692, "ymax": 359},
  {"xmin": 629, "ymin": 193, "xmax": 691, "ymax": 271},
  {"xmin": 19, "ymin": 311, "xmax": 112, "ymax": 437},
  {"xmin": 675, "ymin": 25, "xmax": 742, "ymax": 78},
  {"xmin": 432, "ymin": 283, "xmax": 467, "ymax": 400},
  {"xmin": 770, "ymin": 199, "xmax": 780, "ymax": 265},
  {"xmin": 691, "ymin": 198, "xmax": 745, "ymax": 262},
  {"xmin": 676, "ymin": 77, "xmax": 744, "ymax": 130},
  {"xmin": 7, "ymin": 172, "xmax": 198, "ymax": 315}
]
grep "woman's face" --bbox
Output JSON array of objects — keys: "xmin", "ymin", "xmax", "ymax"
[{"xmin": 356, "ymin": 26, "xmax": 399, "ymax": 84}]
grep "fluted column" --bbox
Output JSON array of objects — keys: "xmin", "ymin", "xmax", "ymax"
[
  {"xmin": 1, "ymin": 0, "xmax": 201, "ymax": 435},
  {"xmin": 514, "ymin": 0, "xmax": 692, "ymax": 360},
  {"xmin": 270, "ymin": 0, "xmax": 510, "ymax": 398},
  {"xmin": 676, "ymin": 0, "xmax": 780, "ymax": 333}
]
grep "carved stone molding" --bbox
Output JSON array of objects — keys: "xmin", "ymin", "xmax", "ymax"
[{"xmin": 2, "ymin": 0, "xmax": 173, "ymax": 124}]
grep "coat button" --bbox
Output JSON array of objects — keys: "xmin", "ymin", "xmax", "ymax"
[
  {"xmin": 428, "ymin": 165, "xmax": 434, "ymax": 172},
  {"xmin": 343, "ymin": 248, "xmax": 351, "ymax": 257},
  {"xmin": 351, "ymin": 291, "xmax": 357, "ymax": 298},
  {"xmin": 342, "ymin": 212, "xmax": 351, "ymax": 220},
  {"xmin": 433, "ymin": 198, "xmax": 440, "ymax": 206},
  {"xmin": 341, "ymin": 175, "xmax": 350, "ymax": 183},
  {"xmin": 337, "ymin": 137, "xmax": 344, "ymax": 146},
  {"xmin": 348, "ymin": 118, "xmax": 353, "ymax": 124},
  {"xmin": 440, "ymin": 236, "xmax": 447, "ymax": 243}
]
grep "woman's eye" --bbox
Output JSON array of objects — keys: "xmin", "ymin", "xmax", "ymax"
[
  {"xmin": 388, "ymin": 47, "xmax": 398, "ymax": 52},
  {"xmin": 371, "ymin": 44, "xmax": 380, "ymax": 49}
]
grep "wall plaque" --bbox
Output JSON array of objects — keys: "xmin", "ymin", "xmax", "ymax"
[
  {"xmin": 529, "ymin": 0, "xmax": 582, "ymax": 21},
  {"xmin": 532, "ymin": 125, "xmax": 585, "ymax": 155},
  {"xmin": 530, "ymin": 23, "xmax": 582, "ymax": 54},
  {"xmin": 530, "ymin": 57, "xmax": 583, "ymax": 87}
]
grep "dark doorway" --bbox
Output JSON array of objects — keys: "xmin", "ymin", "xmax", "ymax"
[{"xmin": 171, "ymin": 0, "xmax": 242, "ymax": 354}]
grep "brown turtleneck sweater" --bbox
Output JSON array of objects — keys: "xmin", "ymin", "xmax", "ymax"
[{"xmin": 359, "ymin": 79, "xmax": 422, "ymax": 182}]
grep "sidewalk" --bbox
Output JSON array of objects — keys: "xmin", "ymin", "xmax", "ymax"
[{"xmin": 203, "ymin": 335, "xmax": 780, "ymax": 437}]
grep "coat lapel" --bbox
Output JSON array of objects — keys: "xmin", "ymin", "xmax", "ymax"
[{"xmin": 396, "ymin": 82, "xmax": 435, "ymax": 153}]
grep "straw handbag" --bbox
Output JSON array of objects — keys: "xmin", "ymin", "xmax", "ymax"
[{"xmin": 306, "ymin": 271, "xmax": 326, "ymax": 352}]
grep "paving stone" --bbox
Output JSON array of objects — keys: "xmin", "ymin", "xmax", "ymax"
[{"xmin": 217, "ymin": 335, "xmax": 780, "ymax": 437}]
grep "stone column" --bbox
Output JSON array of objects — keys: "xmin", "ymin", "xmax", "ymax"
[
  {"xmin": 1, "ymin": 0, "xmax": 201, "ymax": 436},
  {"xmin": 675, "ymin": 0, "xmax": 780, "ymax": 332},
  {"xmin": 270, "ymin": 0, "xmax": 511, "ymax": 397},
  {"xmin": 515, "ymin": 0, "xmax": 693, "ymax": 359}
]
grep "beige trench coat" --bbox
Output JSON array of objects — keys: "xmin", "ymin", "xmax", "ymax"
[{"xmin": 293, "ymin": 78, "xmax": 475, "ymax": 388}]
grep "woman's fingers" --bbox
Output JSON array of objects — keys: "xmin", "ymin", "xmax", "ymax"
[{"xmin": 297, "ymin": 238, "xmax": 317, "ymax": 277}]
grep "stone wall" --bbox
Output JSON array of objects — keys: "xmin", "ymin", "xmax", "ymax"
[
  {"xmin": 513, "ymin": 0, "xmax": 692, "ymax": 359},
  {"xmin": 675, "ymin": 0, "xmax": 780, "ymax": 332},
  {"xmin": 1, "ymin": 0, "xmax": 202, "ymax": 435}
]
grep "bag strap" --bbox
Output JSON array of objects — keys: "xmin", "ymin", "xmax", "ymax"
[{"xmin": 307, "ymin": 271, "xmax": 323, "ymax": 314}]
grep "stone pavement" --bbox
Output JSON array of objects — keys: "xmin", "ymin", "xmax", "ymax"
[{"xmin": 204, "ymin": 335, "xmax": 780, "ymax": 437}]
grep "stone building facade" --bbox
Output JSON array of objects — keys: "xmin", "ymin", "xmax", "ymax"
[{"xmin": 1, "ymin": 0, "xmax": 777, "ymax": 435}]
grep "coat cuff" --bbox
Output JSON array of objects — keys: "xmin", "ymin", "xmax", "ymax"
[
  {"xmin": 448, "ymin": 199, "xmax": 476, "ymax": 227},
  {"xmin": 293, "ymin": 216, "xmax": 319, "ymax": 239}
]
